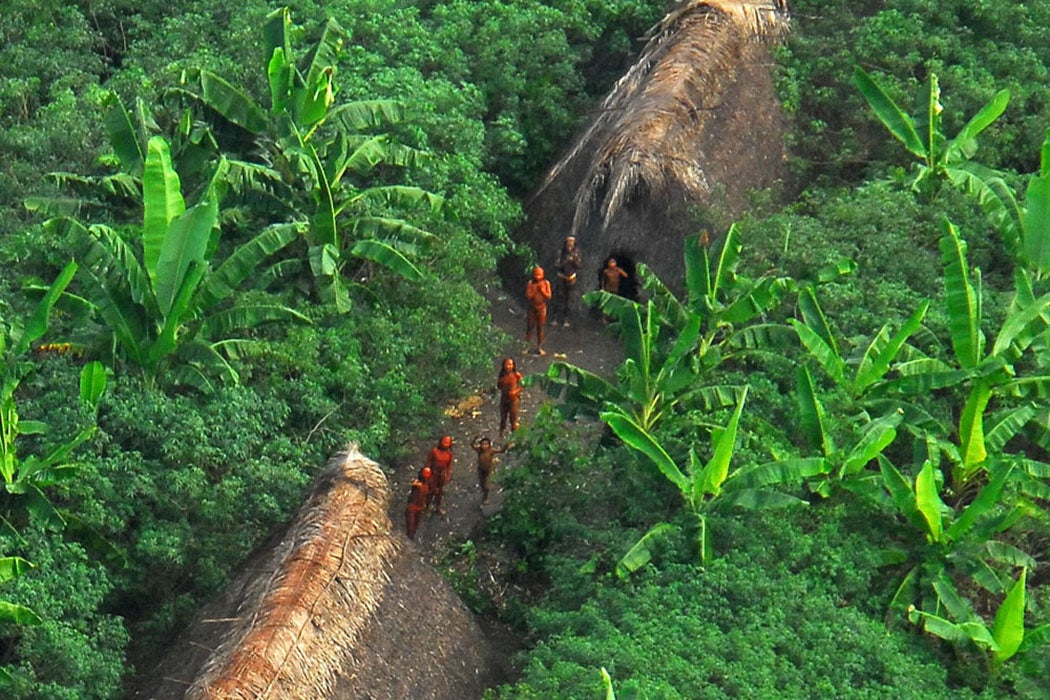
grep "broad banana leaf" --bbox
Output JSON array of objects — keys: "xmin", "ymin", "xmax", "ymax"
[
  {"xmin": 878, "ymin": 456, "xmax": 925, "ymax": 533},
  {"xmin": 991, "ymin": 290, "xmax": 1050, "ymax": 358},
  {"xmin": 615, "ymin": 522, "xmax": 676, "ymax": 579},
  {"xmin": 940, "ymin": 219, "xmax": 983, "ymax": 369},
  {"xmin": 932, "ymin": 573, "xmax": 976, "ymax": 622},
  {"xmin": 854, "ymin": 300, "xmax": 930, "ymax": 394},
  {"xmin": 790, "ymin": 319, "xmax": 846, "ymax": 386},
  {"xmin": 854, "ymin": 66, "xmax": 926, "ymax": 159},
  {"xmin": 349, "ymin": 217, "xmax": 435, "ymax": 248},
  {"xmin": 708, "ymin": 224, "xmax": 742, "ymax": 305},
  {"xmin": 196, "ymin": 223, "xmax": 303, "ymax": 313},
  {"xmin": 0, "ymin": 556, "xmax": 33, "ymax": 583},
  {"xmin": 600, "ymin": 407, "xmax": 688, "ymax": 494},
  {"xmin": 796, "ymin": 366, "xmax": 833, "ymax": 457},
  {"xmin": 199, "ymin": 304, "xmax": 310, "ymax": 338},
  {"xmin": 142, "ymin": 137, "xmax": 187, "ymax": 290},
  {"xmin": 797, "ymin": 286, "xmax": 838, "ymax": 356},
  {"xmin": 944, "ymin": 89, "xmax": 1010, "ymax": 164},
  {"xmin": 913, "ymin": 613, "xmax": 998, "ymax": 651},
  {"xmin": 984, "ymin": 541, "xmax": 1037, "ymax": 571},
  {"xmin": 840, "ymin": 411, "xmax": 902, "ymax": 476},
  {"xmin": 719, "ymin": 276, "xmax": 792, "ymax": 324},
  {"xmin": 103, "ymin": 93, "xmax": 145, "ymax": 174},
  {"xmin": 154, "ymin": 198, "xmax": 217, "ymax": 318},
  {"xmin": 16, "ymin": 259, "xmax": 77, "ymax": 355},
  {"xmin": 991, "ymin": 569, "xmax": 1027, "ymax": 664},
  {"xmin": 985, "ymin": 405, "xmax": 1037, "ymax": 453},
  {"xmin": 329, "ymin": 99, "xmax": 409, "ymax": 132},
  {"xmin": 915, "ymin": 460, "xmax": 945, "ymax": 543},
  {"xmin": 946, "ymin": 461, "xmax": 1015, "ymax": 541},
  {"xmin": 196, "ymin": 70, "xmax": 268, "ymax": 134},
  {"xmin": 0, "ymin": 600, "xmax": 42, "ymax": 626},
  {"xmin": 957, "ymin": 382, "xmax": 991, "ymax": 479},
  {"xmin": 347, "ymin": 185, "xmax": 444, "ymax": 215},
  {"xmin": 1022, "ymin": 131, "xmax": 1050, "ymax": 273},
  {"xmin": 719, "ymin": 488, "xmax": 808, "ymax": 510},
  {"xmin": 601, "ymin": 667, "xmax": 616, "ymax": 700},
  {"xmin": 349, "ymin": 239, "xmax": 424, "ymax": 281},
  {"xmin": 725, "ymin": 457, "xmax": 829, "ymax": 490},
  {"xmin": 79, "ymin": 362, "xmax": 107, "ymax": 408},
  {"xmin": 696, "ymin": 387, "xmax": 747, "ymax": 498}
]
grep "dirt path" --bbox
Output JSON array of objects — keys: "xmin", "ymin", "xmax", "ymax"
[{"xmin": 388, "ymin": 284, "xmax": 621, "ymax": 553}]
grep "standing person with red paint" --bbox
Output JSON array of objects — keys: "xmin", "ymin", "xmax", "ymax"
[
  {"xmin": 425, "ymin": 435, "xmax": 454, "ymax": 516},
  {"xmin": 524, "ymin": 266, "xmax": 552, "ymax": 356},
  {"xmin": 405, "ymin": 467, "xmax": 432, "ymax": 540},
  {"xmin": 497, "ymin": 357, "xmax": 524, "ymax": 437}
]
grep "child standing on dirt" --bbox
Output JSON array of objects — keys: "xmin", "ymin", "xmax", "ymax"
[{"xmin": 470, "ymin": 436, "xmax": 508, "ymax": 506}]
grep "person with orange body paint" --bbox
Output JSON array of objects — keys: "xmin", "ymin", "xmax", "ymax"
[
  {"xmin": 405, "ymin": 466, "xmax": 431, "ymax": 539},
  {"xmin": 524, "ymin": 266, "xmax": 552, "ymax": 356},
  {"xmin": 425, "ymin": 435, "xmax": 454, "ymax": 516}
]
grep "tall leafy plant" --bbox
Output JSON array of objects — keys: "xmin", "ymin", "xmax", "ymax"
[
  {"xmin": 854, "ymin": 66, "xmax": 1010, "ymax": 203},
  {"xmin": 1, "ymin": 263, "xmax": 106, "ymax": 642},
  {"xmin": 539, "ymin": 229, "xmax": 795, "ymax": 431},
  {"xmin": 889, "ymin": 219, "xmax": 1050, "ymax": 496},
  {"xmin": 602, "ymin": 388, "xmax": 829, "ymax": 568},
  {"xmin": 48, "ymin": 137, "xmax": 306, "ymax": 391},
  {"xmin": 179, "ymin": 7, "xmax": 443, "ymax": 310}
]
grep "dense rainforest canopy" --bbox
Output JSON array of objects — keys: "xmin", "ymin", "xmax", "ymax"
[{"xmin": 2, "ymin": 1, "xmax": 1050, "ymax": 697}]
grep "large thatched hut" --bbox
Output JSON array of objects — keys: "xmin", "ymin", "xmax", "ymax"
[
  {"xmin": 131, "ymin": 446, "xmax": 497, "ymax": 700},
  {"xmin": 510, "ymin": 0, "xmax": 790, "ymax": 290}
]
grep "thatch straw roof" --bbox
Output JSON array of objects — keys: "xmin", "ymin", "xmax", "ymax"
[
  {"xmin": 132, "ymin": 444, "xmax": 496, "ymax": 699},
  {"xmin": 511, "ymin": 0, "xmax": 790, "ymax": 289}
]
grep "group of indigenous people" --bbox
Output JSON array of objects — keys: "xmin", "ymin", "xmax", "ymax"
[
  {"xmin": 406, "ymin": 236, "xmax": 633, "ymax": 540},
  {"xmin": 405, "ymin": 435, "xmax": 454, "ymax": 540},
  {"xmin": 405, "ymin": 357, "xmax": 523, "ymax": 540}
]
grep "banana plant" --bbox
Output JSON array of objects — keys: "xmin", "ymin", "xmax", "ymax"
[
  {"xmin": 1, "ymin": 265, "xmax": 107, "ymax": 640},
  {"xmin": 539, "ymin": 299, "xmax": 716, "ymax": 432},
  {"xmin": 792, "ymin": 365, "xmax": 904, "ymax": 498},
  {"xmin": 541, "ymin": 229, "xmax": 795, "ymax": 431},
  {"xmin": 591, "ymin": 227, "xmax": 796, "ymax": 371},
  {"xmin": 890, "ymin": 219, "xmax": 1050, "ymax": 494},
  {"xmin": 854, "ymin": 66, "xmax": 1010, "ymax": 204},
  {"xmin": 791, "ymin": 288, "xmax": 930, "ymax": 402},
  {"xmin": 602, "ymin": 388, "xmax": 829, "ymax": 568},
  {"xmin": 47, "ymin": 136, "xmax": 307, "ymax": 391},
  {"xmin": 857, "ymin": 69, "xmax": 1050, "ymax": 280},
  {"xmin": 176, "ymin": 7, "xmax": 443, "ymax": 310},
  {"xmin": 875, "ymin": 457, "xmax": 1041, "ymax": 627},
  {"xmin": 908, "ymin": 568, "xmax": 1050, "ymax": 674}
]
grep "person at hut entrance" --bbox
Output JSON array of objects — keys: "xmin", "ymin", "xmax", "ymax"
[
  {"xmin": 425, "ymin": 435, "xmax": 455, "ymax": 516},
  {"xmin": 471, "ymin": 436, "xmax": 508, "ymax": 506},
  {"xmin": 524, "ymin": 266, "xmax": 552, "ymax": 356},
  {"xmin": 600, "ymin": 256, "xmax": 629, "ymax": 296},
  {"xmin": 406, "ymin": 466, "xmax": 432, "ymax": 539},
  {"xmin": 497, "ymin": 357, "xmax": 523, "ymax": 436},
  {"xmin": 552, "ymin": 236, "xmax": 581, "ymax": 327}
]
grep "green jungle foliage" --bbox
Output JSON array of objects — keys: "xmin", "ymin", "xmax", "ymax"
[{"xmin": 2, "ymin": 0, "xmax": 1050, "ymax": 697}]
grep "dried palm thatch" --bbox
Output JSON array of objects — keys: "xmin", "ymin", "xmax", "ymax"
[
  {"xmin": 187, "ymin": 444, "xmax": 398, "ymax": 700},
  {"xmin": 536, "ymin": 0, "xmax": 790, "ymax": 235}
]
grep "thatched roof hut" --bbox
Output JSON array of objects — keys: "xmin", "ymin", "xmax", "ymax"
[
  {"xmin": 510, "ymin": 0, "xmax": 790, "ymax": 289},
  {"xmin": 132, "ymin": 445, "xmax": 496, "ymax": 699}
]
